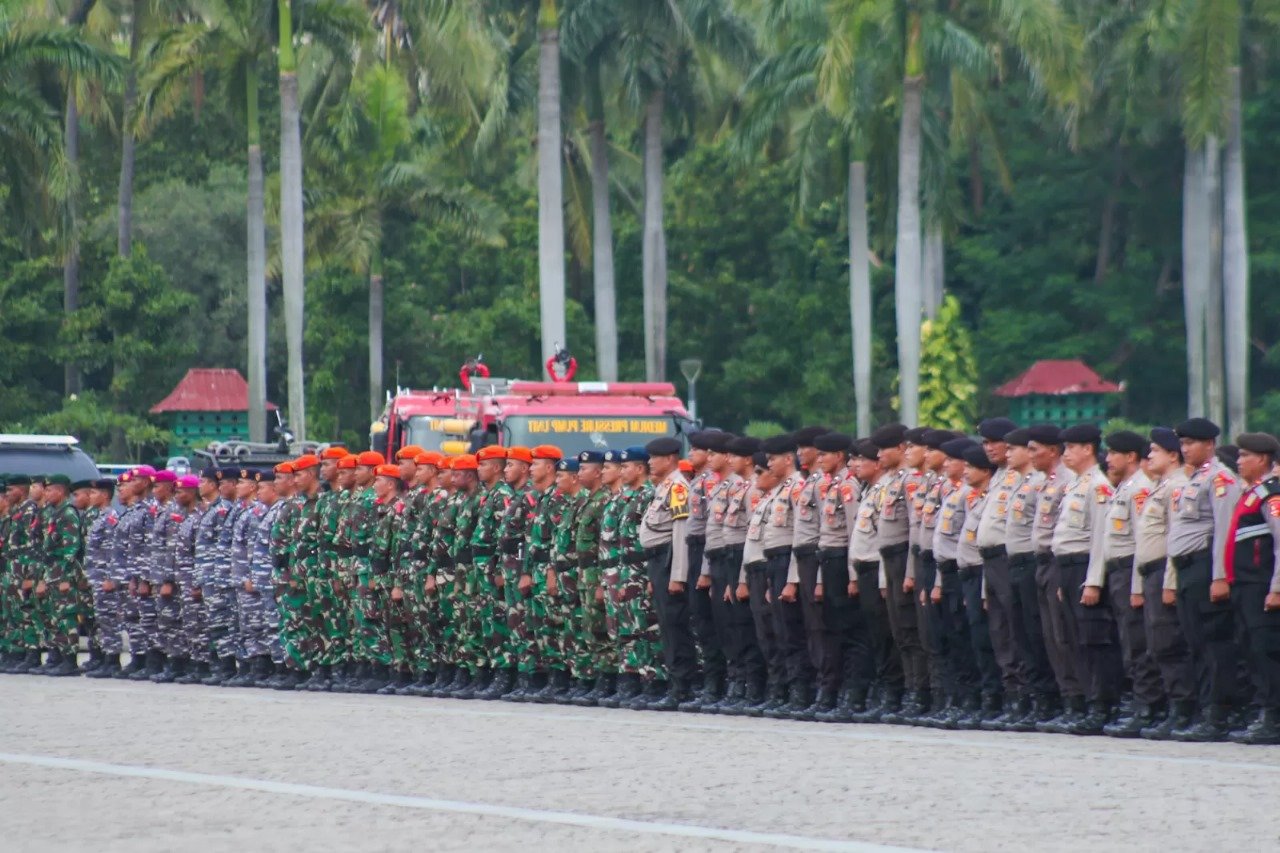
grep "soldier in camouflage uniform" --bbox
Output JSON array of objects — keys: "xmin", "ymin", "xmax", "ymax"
[
  {"xmin": 227, "ymin": 471, "xmax": 270, "ymax": 687},
  {"xmin": 2, "ymin": 477, "xmax": 41, "ymax": 672},
  {"xmin": 366, "ymin": 464, "xmax": 407, "ymax": 693},
  {"xmin": 266, "ymin": 462, "xmax": 305, "ymax": 689},
  {"xmin": 596, "ymin": 452, "xmax": 633, "ymax": 706},
  {"xmin": 315, "ymin": 448, "xmax": 353, "ymax": 685},
  {"xmin": 287, "ymin": 456, "xmax": 326, "ymax": 690},
  {"xmin": 548, "ymin": 456, "xmax": 589, "ymax": 699},
  {"xmin": 178, "ymin": 470, "xmax": 224, "ymax": 684},
  {"xmin": 385, "ymin": 448, "xmax": 427, "ymax": 690},
  {"xmin": 80, "ymin": 480, "xmax": 121, "ymax": 677},
  {"xmin": 157, "ymin": 476, "xmax": 202, "ymax": 683},
  {"xmin": 68, "ymin": 481, "xmax": 100, "ymax": 672},
  {"xmin": 567, "ymin": 452, "xmax": 614, "ymax": 704},
  {"xmin": 33, "ymin": 476, "xmax": 82, "ymax": 675},
  {"xmin": 337, "ymin": 451, "xmax": 387, "ymax": 692},
  {"xmin": 433, "ymin": 455, "xmax": 482, "ymax": 697},
  {"xmin": 491, "ymin": 447, "xmax": 536, "ymax": 700},
  {"xmin": 511, "ymin": 447, "xmax": 565, "ymax": 702},
  {"xmin": 110, "ymin": 471, "xmax": 148, "ymax": 678},
  {"xmin": 463, "ymin": 446, "xmax": 514, "ymax": 698},
  {"xmin": 399, "ymin": 451, "xmax": 450, "ymax": 695},
  {"xmin": 201, "ymin": 468, "xmax": 243, "ymax": 683},
  {"xmin": 149, "ymin": 474, "xmax": 193, "ymax": 683}
]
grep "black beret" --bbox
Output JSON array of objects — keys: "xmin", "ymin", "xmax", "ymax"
[
  {"xmin": 645, "ymin": 437, "xmax": 682, "ymax": 457},
  {"xmin": 853, "ymin": 439, "xmax": 881, "ymax": 460},
  {"xmin": 963, "ymin": 444, "xmax": 998, "ymax": 471},
  {"xmin": 869, "ymin": 423, "xmax": 907, "ymax": 449},
  {"xmin": 978, "ymin": 417, "xmax": 1018, "ymax": 441},
  {"xmin": 761, "ymin": 434, "xmax": 797, "ymax": 455},
  {"xmin": 792, "ymin": 426, "xmax": 831, "ymax": 447},
  {"xmin": 216, "ymin": 466, "xmax": 240, "ymax": 481},
  {"xmin": 941, "ymin": 438, "xmax": 977, "ymax": 461},
  {"xmin": 923, "ymin": 429, "xmax": 956, "ymax": 450},
  {"xmin": 1216, "ymin": 445, "xmax": 1239, "ymax": 472},
  {"xmin": 1060, "ymin": 423, "xmax": 1102, "ymax": 445},
  {"xmin": 578, "ymin": 450, "xmax": 605, "ymax": 464},
  {"xmin": 1027, "ymin": 423, "xmax": 1062, "ymax": 445},
  {"xmin": 904, "ymin": 427, "xmax": 931, "ymax": 445},
  {"xmin": 71, "ymin": 479, "xmax": 95, "ymax": 492},
  {"xmin": 7, "ymin": 475, "xmax": 31, "ymax": 486},
  {"xmin": 1149, "ymin": 427, "xmax": 1180, "ymax": 453},
  {"xmin": 92, "ymin": 478, "xmax": 116, "ymax": 492},
  {"xmin": 752, "ymin": 451, "xmax": 768, "ymax": 470},
  {"xmin": 46, "ymin": 474, "xmax": 72, "ymax": 488},
  {"xmin": 201, "ymin": 467, "xmax": 220, "ymax": 481},
  {"xmin": 814, "ymin": 432, "xmax": 853, "ymax": 452},
  {"xmin": 1004, "ymin": 428, "xmax": 1031, "ymax": 447},
  {"xmin": 688, "ymin": 430, "xmax": 722, "ymax": 451},
  {"xmin": 1176, "ymin": 417, "xmax": 1220, "ymax": 441},
  {"xmin": 557, "ymin": 458, "xmax": 580, "ymax": 473},
  {"xmin": 253, "ymin": 470, "xmax": 275, "ymax": 483},
  {"xmin": 727, "ymin": 436, "xmax": 761, "ymax": 457},
  {"xmin": 1105, "ymin": 430, "xmax": 1147, "ymax": 456},
  {"xmin": 1235, "ymin": 432, "xmax": 1280, "ymax": 456},
  {"xmin": 706, "ymin": 432, "xmax": 735, "ymax": 452}
]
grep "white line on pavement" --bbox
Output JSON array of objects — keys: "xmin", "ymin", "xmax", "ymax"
[{"xmin": 0, "ymin": 751, "xmax": 926, "ymax": 853}]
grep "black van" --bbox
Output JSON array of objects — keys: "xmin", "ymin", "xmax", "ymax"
[{"xmin": 0, "ymin": 435, "xmax": 101, "ymax": 482}]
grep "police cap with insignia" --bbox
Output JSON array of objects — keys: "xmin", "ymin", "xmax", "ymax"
[
  {"xmin": 1235, "ymin": 432, "xmax": 1280, "ymax": 457},
  {"xmin": 1027, "ymin": 423, "xmax": 1062, "ymax": 446},
  {"xmin": 904, "ymin": 426, "xmax": 931, "ymax": 445},
  {"xmin": 1149, "ymin": 427, "xmax": 1180, "ymax": 453},
  {"xmin": 578, "ymin": 450, "xmax": 605, "ymax": 464},
  {"xmin": 869, "ymin": 423, "xmax": 907, "ymax": 449},
  {"xmin": 645, "ymin": 437, "xmax": 682, "ymax": 458},
  {"xmin": 814, "ymin": 432, "xmax": 852, "ymax": 453},
  {"xmin": 761, "ymin": 433, "xmax": 797, "ymax": 456},
  {"xmin": 941, "ymin": 438, "xmax": 977, "ymax": 461},
  {"xmin": 619, "ymin": 446, "xmax": 650, "ymax": 463},
  {"xmin": 688, "ymin": 430, "xmax": 721, "ymax": 451},
  {"xmin": 1060, "ymin": 423, "xmax": 1102, "ymax": 446},
  {"xmin": 792, "ymin": 426, "xmax": 830, "ymax": 448},
  {"xmin": 962, "ymin": 444, "xmax": 998, "ymax": 471},
  {"xmin": 1105, "ymin": 430, "xmax": 1147, "ymax": 457},
  {"xmin": 1176, "ymin": 417, "xmax": 1220, "ymax": 441},
  {"xmin": 924, "ymin": 429, "xmax": 956, "ymax": 450},
  {"xmin": 978, "ymin": 417, "xmax": 1018, "ymax": 442},
  {"xmin": 727, "ymin": 436, "xmax": 761, "ymax": 457},
  {"xmin": 1004, "ymin": 428, "xmax": 1031, "ymax": 447},
  {"xmin": 93, "ymin": 478, "xmax": 116, "ymax": 493},
  {"xmin": 853, "ymin": 439, "xmax": 881, "ymax": 460}
]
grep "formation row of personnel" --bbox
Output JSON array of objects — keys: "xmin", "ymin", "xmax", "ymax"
[{"xmin": 3, "ymin": 417, "xmax": 1279, "ymax": 744}]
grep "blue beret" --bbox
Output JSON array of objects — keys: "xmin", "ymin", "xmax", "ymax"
[
  {"xmin": 557, "ymin": 458, "xmax": 580, "ymax": 473},
  {"xmin": 619, "ymin": 446, "xmax": 649, "ymax": 463},
  {"xmin": 978, "ymin": 417, "xmax": 1018, "ymax": 441},
  {"xmin": 1149, "ymin": 427, "xmax": 1179, "ymax": 453},
  {"xmin": 963, "ymin": 444, "xmax": 997, "ymax": 471},
  {"xmin": 578, "ymin": 450, "xmax": 605, "ymax": 464},
  {"xmin": 941, "ymin": 438, "xmax": 978, "ymax": 460},
  {"xmin": 201, "ymin": 467, "xmax": 220, "ymax": 481}
]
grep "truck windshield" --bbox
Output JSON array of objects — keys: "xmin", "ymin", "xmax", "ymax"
[
  {"xmin": 502, "ymin": 415, "xmax": 679, "ymax": 455},
  {"xmin": 405, "ymin": 416, "xmax": 450, "ymax": 450}
]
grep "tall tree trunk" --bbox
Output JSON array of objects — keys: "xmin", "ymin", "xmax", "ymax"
[
  {"xmin": 586, "ymin": 58, "xmax": 617, "ymax": 381},
  {"xmin": 642, "ymin": 89, "xmax": 668, "ymax": 382},
  {"xmin": 117, "ymin": 0, "xmax": 142, "ymax": 258},
  {"xmin": 1182, "ymin": 144, "xmax": 1209, "ymax": 418},
  {"xmin": 849, "ymin": 162, "xmax": 872, "ymax": 436},
  {"xmin": 1223, "ymin": 66, "xmax": 1249, "ymax": 437},
  {"xmin": 369, "ymin": 267, "xmax": 384, "ymax": 422},
  {"xmin": 1204, "ymin": 136, "xmax": 1225, "ymax": 427},
  {"xmin": 895, "ymin": 73, "xmax": 924, "ymax": 425},
  {"xmin": 63, "ymin": 89, "xmax": 81, "ymax": 397},
  {"xmin": 922, "ymin": 224, "xmax": 944, "ymax": 320},
  {"xmin": 1094, "ymin": 144, "xmax": 1124, "ymax": 285},
  {"xmin": 245, "ymin": 64, "xmax": 267, "ymax": 443},
  {"xmin": 278, "ymin": 0, "xmax": 306, "ymax": 442},
  {"xmin": 536, "ymin": 0, "xmax": 566, "ymax": 368}
]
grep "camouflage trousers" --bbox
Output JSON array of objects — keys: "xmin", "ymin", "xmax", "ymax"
[
  {"xmin": 606, "ymin": 563, "xmax": 662, "ymax": 679},
  {"xmin": 180, "ymin": 589, "xmax": 211, "ymax": 662},
  {"xmin": 475, "ymin": 560, "xmax": 511, "ymax": 670},
  {"xmin": 236, "ymin": 588, "xmax": 274, "ymax": 659},
  {"xmin": 541, "ymin": 567, "xmax": 580, "ymax": 675},
  {"xmin": 385, "ymin": 572, "xmax": 416, "ymax": 670},
  {"xmin": 205, "ymin": 583, "xmax": 238, "ymax": 660},
  {"xmin": 577, "ymin": 565, "xmax": 615, "ymax": 678},
  {"xmin": 313, "ymin": 561, "xmax": 349, "ymax": 667},
  {"xmin": 410, "ymin": 570, "xmax": 441, "ymax": 673},
  {"xmin": 1, "ymin": 571, "xmax": 23, "ymax": 652},
  {"xmin": 155, "ymin": 583, "xmax": 184, "ymax": 658},
  {"xmin": 276, "ymin": 579, "xmax": 314, "ymax": 669},
  {"xmin": 506, "ymin": 567, "xmax": 541, "ymax": 674},
  {"xmin": 90, "ymin": 585, "xmax": 127, "ymax": 655},
  {"xmin": 435, "ymin": 565, "xmax": 460, "ymax": 666},
  {"xmin": 36, "ymin": 584, "xmax": 79, "ymax": 656},
  {"xmin": 353, "ymin": 573, "xmax": 393, "ymax": 666},
  {"xmin": 128, "ymin": 586, "xmax": 159, "ymax": 655},
  {"xmin": 452, "ymin": 562, "xmax": 483, "ymax": 673}
]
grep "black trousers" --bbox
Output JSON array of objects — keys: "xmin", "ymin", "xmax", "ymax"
[
  {"xmin": 1105, "ymin": 557, "xmax": 1164, "ymax": 704},
  {"xmin": 982, "ymin": 550, "xmax": 1022, "ymax": 696},
  {"xmin": 1233, "ymin": 575, "xmax": 1280, "ymax": 710},
  {"xmin": 686, "ymin": 536, "xmax": 726, "ymax": 683},
  {"xmin": 1055, "ymin": 554, "xmax": 1123, "ymax": 704},
  {"xmin": 1138, "ymin": 560, "xmax": 1195, "ymax": 702},
  {"xmin": 915, "ymin": 549, "xmax": 946, "ymax": 696},
  {"xmin": 882, "ymin": 545, "xmax": 927, "ymax": 691},
  {"xmin": 644, "ymin": 544, "xmax": 697, "ymax": 683},
  {"xmin": 854, "ymin": 560, "xmax": 902, "ymax": 693},
  {"xmin": 1037, "ymin": 551, "xmax": 1082, "ymax": 698},
  {"xmin": 795, "ymin": 549, "xmax": 835, "ymax": 691},
  {"xmin": 1173, "ymin": 550, "xmax": 1240, "ymax": 707},
  {"xmin": 1008, "ymin": 551, "xmax": 1057, "ymax": 696},
  {"xmin": 933, "ymin": 559, "xmax": 978, "ymax": 700},
  {"xmin": 960, "ymin": 563, "xmax": 1002, "ymax": 697},
  {"xmin": 817, "ymin": 549, "xmax": 871, "ymax": 699},
  {"xmin": 767, "ymin": 549, "xmax": 813, "ymax": 688},
  {"xmin": 747, "ymin": 562, "xmax": 783, "ymax": 686},
  {"xmin": 708, "ymin": 546, "xmax": 764, "ymax": 686}
]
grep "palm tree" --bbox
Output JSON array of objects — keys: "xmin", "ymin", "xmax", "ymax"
[
  {"xmin": 307, "ymin": 63, "xmax": 505, "ymax": 419},
  {"xmin": 63, "ymin": 0, "xmax": 99, "ymax": 396},
  {"xmin": 277, "ymin": 0, "xmax": 305, "ymax": 441},
  {"xmin": 536, "ymin": 0, "xmax": 566, "ymax": 368}
]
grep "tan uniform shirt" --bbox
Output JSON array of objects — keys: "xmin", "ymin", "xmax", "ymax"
[
  {"xmin": 787, "ymin": 471, "xmax": 829, "ymax": 582},
  {"xmin": 875, "ymin": 468, "xmax": 912, "ymax": 549},
  {"xmin": 1032, "ymin": 462, "xmax": 1073, "ymax": 553},
  {"xmin": 639, "ymin": 470, "xmax": 692, "ymax": 583},
  {"xmin": 740, "ymin": 482, "xmax": 771, "ymax": 580},
  {"xmin": 958, "ymin": 488, "xmax": 988, "ymax": 569},
  {"xmin": 1103, "ymin": 469, "xmax": 1155, "ymax": 563},
  {"xmin": 931, "ymin": 479, "xmax": 969, "ymax": 565},
  {"xmin": 1050, "ymin": 465, "xmax": 1111, "ymax": 588},
  {"xmin": 848, "ymin": 478, "xmax": 882, "ymax": 580},
  {"xmin": 1133, "ymin": 469, "xmax": 1187, "ymax": 594},
  {"xmin": 976, "ymin": 467, "xmax": 1022, "ymax": 549},
  {"xmin": 1006, "ymin": 469, "xmax": 1045, "ymax": 556},
  {"xmin": 818, "ymin": 471, "xmax": 858, "ymax": 550},
  {"xmin": 1167, "ymin": 459, "xmax": 1241, "ymax": 582}
]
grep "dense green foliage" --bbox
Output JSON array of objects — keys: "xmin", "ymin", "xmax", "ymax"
[{"xmin": 2, "ymin": 1, "xmax": 1279, "ymax": 458}]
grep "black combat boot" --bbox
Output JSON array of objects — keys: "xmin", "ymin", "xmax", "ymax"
[
  {"xmin": 252, "ymin": 656, "xmax": 275, "ymax": 687},
  {"xmin": 1067, "ymin": 700, "xmax": 1112, "ymax": 736},
  {"xmin": 426, "ymin": 665, "xmax": 458, "ymax": 697},
  {"xmin": 378, "ymin": 667, "xmax": 413, "ymax": 695},
  {"xmin": 705, "ymin": 680, "xmax": 744, "ymax": 715},
  {"xmin": 120, "ymin": 651, "xmax": 148, "ymax": 680},
  {"xmin": 480, "ymin": 667, "xmax": 515, "ymax": 701},
  {"xmin": 881, "ymin": 690, "xmax": 924, "ymax": 726},
  {"xmin": 570, "ymin": 675, "xmax": 604, "ymax": 707},
  {"xmin": 201, "ymin": 656, "xmax": 234, "ymax": 686},
  {"xmin": 763, "ymin": 683, "xmax": 805, "ymax": 720},
  {"xmin": 1104, "ymin": 701, "xmax": 1161, "ymax": 738},
  {"xmin": 1141, "ymin": 699, "xmax": 1192, "ymax": 740},
  {"xmin": 445, "ymin": 667, "xmax": 474, "ymax": 699},
  {"xmin": 502, "ymin": 670, "xmax": 532, "ymax": 701},
  {"xmin": 746, "ymin": 681, "xmax": 785, "ymax": 718},
  {"xmin": 80, "ymin": 643, "xmax": 105, "ymax": 673},
  {"xmin": 1003, "ymin": 695, "xmax": 1041, "ymax": 733},
  {"xmin": 1173, "ymin": 704, "xmax": 1231, "ymax": 742},
  {"xmin": 534, "ymin": 668, "xmax": 572, "ymax": 704},
  {"xmin": 358, "ymin": 663, "xmax": 390, "ymax": 694},
  {"xmin": 600, "ymin": 673, "xmax": 639, "ymax": 708},
  {"xmin": 627, "ymin": 678, "xmax": 666, "ymax": 711},
  {"xmin": 1229, "ymin": 707, "xmax": 1280, "ymax": 745},
  {"xmin": 401, "ymin": 669, "xmax": 433, "ymax": 697},
  {"xmin": 174, "ymin": 659, "xmax": 207, "ymax": 685},
  {"xmin": 126, "ymin": 650, "xmax": 154, "ymax": 681},
  {"xmin": 790, "ymin": 685, "xmax": 833, "ymax": 722},
  {"xmin": 647, "ymin": 678, "xmax": 692, "ymax": 712},
  {"xmin": 87, "ymin": 652, "xmax": 122, "ymax": 679},
  {"xmin": 1037, "ymin": 694, "xmax": 1083, "ymax": 733},
  {"xmin": 225, "ymin": 658, "xmax": 255, "ymax": 687},
  {"xmin": 151, "ymin": 655, "xmax": 182, "ymax": 684},
  {"xmin": 586, "ymin": 673, "xmax": 619, "ymax": 707},
  {"xmin": 147, "ymin": 650, "xmax": 168, "ymax": 678},
  {"xmin": 46, "ymin": 650, "xmax": 81, "ymax": 677},
  {"xmin": 981, "ymin": 696, "xmax": 1024, "ymax": 732}
]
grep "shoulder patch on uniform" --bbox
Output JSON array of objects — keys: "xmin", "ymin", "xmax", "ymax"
[
  {"xmin": 1096, "ymin": 483, "xmax": 1113, "ymax": 503},
  {"xmin": 1269, "ymin": 496, "xmax": 1280, "ymax": 518},
  {"xmin": 1133, "ymin": 489, "xmax": 1150, "ymax": 515},
  {"xmin": 1213, "ymin": 471, "xmax": 1234, "ymax": 497},
  {"xmin": 966, "ymin": 490, "xmax": 981, "ymax": 508}
]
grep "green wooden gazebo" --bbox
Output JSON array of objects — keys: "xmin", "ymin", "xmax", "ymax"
[
  {"xmin": 993, "ymin": 359, "xmax": 1122, "ymax": 427},
  {"xmin": 150, "ymin": 368, "xmax": 276, "ymax": 456}
]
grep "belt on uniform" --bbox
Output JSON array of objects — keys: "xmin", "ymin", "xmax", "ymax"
[
  {"xmin": 642, "ymin": 544, "xmax": 670, "ymax": 560},
  {"xmin": 1008, "ymin": 551, "xmax": 1036, "ymax": 569},
  {"xmin": 1104, "ymin": 556, "xmax": 1134, "ymax": 573},
  {"xmin": 705, "ymin": 545, "xmax": 728, "ymax": 559},
  {"xmin": 853, "ymin": 560, "xmax": 879, "ymax": 573},
  {"xmin": 817, "ymin": 547, "xmax": 849, "ymax": 560},
  {"xmin": 937, "ymin": 559, "xmax": 959, "ymax": 575},
  {"xmin": 979, "ymin": 544, "xmax": 1007, "ymax": 560},
  {"xmin": 335, "ymin": 545, "xmax": 353, "ymax": 558},
  {"xmin": 793, "ymin": 543, "xmax": 818, "ymax": 559},
  {"xmin": 1055, "ymin": 552, "xmax": 1090, "ymax": 569},
  {"xmin": 1171, "ymin": 549, "xmax": 1210, "ymax": 570},
  {"xmin": 501, "ymin": 539, "xmax": 521, "ymax": 556},
  {"xmin": 919, "ymin": 549, "xmax": 935, "ymax": 562},
  {"xmin": 528, "ymin": 547, "xmax": 549, "ymax": 562},
  {"xmin": 686, "ymin": 535, "xmax": 706, "ymax": 546},
  {"xmin": 352, "ymin": 545, "xmax": 370, "ymax": 558},
  {"xmin": 454, "ymin": 546, "xmax": 474, "ymax": 562},
  {"xmin": 473, "ymin": 548, "xmax": 494, "ymax": 560},
  {"xmin": 879, "ymin": 542, "xmax": 909, "ymax": 558},
  {"xmin": 763, "ymin": 546, "xmax": 791, "ymax": 559},
  {"xmin": 911, "ymin": 543, "xmax": 921, "ymax": 556},
  {"xmin": 1138, "ymin": 559, "xmax": 1166, "ymax": 578}
]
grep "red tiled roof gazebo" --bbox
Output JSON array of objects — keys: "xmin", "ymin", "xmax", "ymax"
[
  {"xmin": 151, "ymin": 369, "xmax": 275, "ymax": 455},
  {"xmin": 993, "ymin": 359, "xmax": 1121, "ymax": 426}
]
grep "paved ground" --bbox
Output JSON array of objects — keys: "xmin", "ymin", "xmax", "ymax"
[{"xmin": 1, "ymin": 679, "xmax": 1278, "ymax": 852}]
